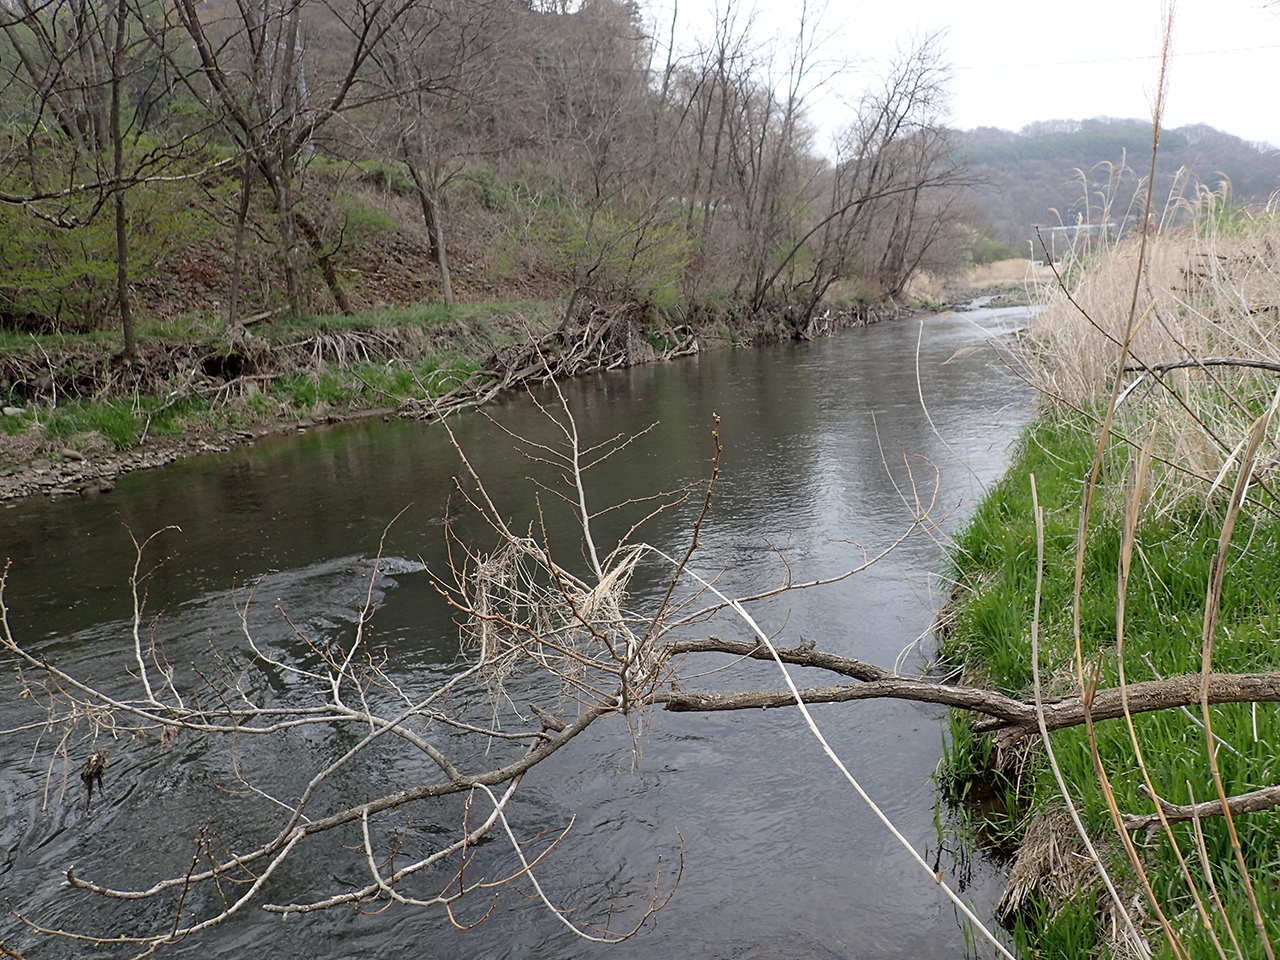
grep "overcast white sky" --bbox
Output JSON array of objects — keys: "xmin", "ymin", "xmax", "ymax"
[{"xmin": 654, "ymin": 0, "xmax": 1280, "ymax": 148}]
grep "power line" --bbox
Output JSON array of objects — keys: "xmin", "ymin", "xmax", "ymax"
[{"xmin": 956, "ymin": 44, "xmax": 1280, "ymax": 71}]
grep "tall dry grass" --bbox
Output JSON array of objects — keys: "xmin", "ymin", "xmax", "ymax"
[{"xmin": 1017, "ymin": 184, "xmax": 1280, "ymax": 514}]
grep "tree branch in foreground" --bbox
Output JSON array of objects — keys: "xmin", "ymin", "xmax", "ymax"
[{"xmin": 661, "ymin": 637, "xmax": 1280, "ymax": 758}]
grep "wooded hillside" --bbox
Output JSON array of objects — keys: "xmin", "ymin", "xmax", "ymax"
[
  {"xmin": 0, "ymin": 0, "xmax": 970, "ymax": 351},
  {"xmin": 957, "ymin": 117, "xmax": 1280, "ymax": 247}
]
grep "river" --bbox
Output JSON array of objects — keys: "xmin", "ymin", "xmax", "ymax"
[{"xmin": 1, "ymin": 305, "xmax": 1034, "ymax": 959}]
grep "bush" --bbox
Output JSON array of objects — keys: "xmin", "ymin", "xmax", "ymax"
[
  {"xmin": 967, "ymin": 231, "xmax": 1024, "ymax": 265},
  {"xmin": 0, "ymin": 140, "xmax": 221, "ymax": 332}
]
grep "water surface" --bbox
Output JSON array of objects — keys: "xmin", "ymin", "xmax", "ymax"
[{"xmin": 0, "ymin": 306, "xmax": 1033, "ymax": 958}]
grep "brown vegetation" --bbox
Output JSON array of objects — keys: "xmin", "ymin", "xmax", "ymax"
[
  {"xmin": 0, "ymin": 0, "xmax": 972, "ymax": 344},
  {"xmin": 1017, "ymin": 185, "xmax": 1280, "ymax": 514}
]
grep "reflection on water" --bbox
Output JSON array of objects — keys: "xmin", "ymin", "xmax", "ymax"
[{"xmin": 0, "ymin": 307, "xmax": 1033, "ymax": 959}]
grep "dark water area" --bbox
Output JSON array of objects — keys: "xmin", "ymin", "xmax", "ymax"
[{"xmin": 1, "ymin": 306, "xmax": 1034, "ymax": 959}]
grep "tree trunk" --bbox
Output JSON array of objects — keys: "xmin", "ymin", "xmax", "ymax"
[
  {"xmin": 227, "ymin": 155, "xmax": 254, "ymax": 329},
  {"xmin": 429, "ymin": 194, "xmax": 454, "ymax": 307},
  {"xmin": 271, "ymin": 169, "xmax": 306, "ymax": 316},
  {"xmin": 404, "ymin": 152, "xmax": 454, "ymax": 306},
  {"xmin": 110, "ymin": 0, "xmax": 135, "ymax": 361},
  {"xmin": 297, "ymin": 212, "xmax": 353, "ymax": 315}
]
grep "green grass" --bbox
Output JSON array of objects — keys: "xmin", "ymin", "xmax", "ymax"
[
  {"xmin": 1, "ymin": 315, "xmax": 498, "ymax": 454},
  {"xmin": 8, "ymin": 351, "xmax": 486, "ymax": 451},
  {"xmin": 37, "ymin": 395, "xmax": 208, "ymax": 450},
  {"xmin": 1, "ymin": 408, "xmax": 34, "ymax": 434},
  {"xmin": 1008, "ymin": 899, "xmax": 1101, "ymax": 959},
  {"xmin": 268, "ymin": 356, "xmax": 480, "ymax": 412},
  {"xmin": 0, "ymin": 295, "xmax": 558, "ymax": 458},
  {"xmin": 942, "ymin": 411, "xmax": 1280, "ymax": 956}
]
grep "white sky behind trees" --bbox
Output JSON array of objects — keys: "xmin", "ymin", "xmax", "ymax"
[{"xmin": 652, "ymin": 0, "xmax": 1280, "ymax": 149}]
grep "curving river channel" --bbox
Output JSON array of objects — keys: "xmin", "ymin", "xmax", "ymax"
[{"xmin": 2, "ymin": 305, "xmax": 1033, "ymax": 959}]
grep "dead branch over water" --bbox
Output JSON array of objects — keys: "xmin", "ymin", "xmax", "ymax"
[
  {"xmin": 11, "ymin": 243, "xmax": 1280, "ymax": 956},
  {"xmin": 0, "ymin": 391, "xmax": 1011, "ymax": 960}
]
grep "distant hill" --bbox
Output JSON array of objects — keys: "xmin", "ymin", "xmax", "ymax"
[{"xmin": 957, "ymin": 118, "xmax": 1280, "ymax": 248}]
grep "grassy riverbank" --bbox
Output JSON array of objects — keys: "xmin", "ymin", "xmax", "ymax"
[
  {"xmin": 942, "ymin": 413, "xmax": 1280, "ymax": 956},
  {"xmin": 0, "ymin": 292, "xmax": 893, "ymax": 500},
  {"xmin": 0, "ymin": 301, "xmax": 543, "ymax": 499},
  {"xmin": 940, "ymin": 197, "xmax": 1280, "ymax": 956}
]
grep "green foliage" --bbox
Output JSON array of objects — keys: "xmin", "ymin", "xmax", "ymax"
[
  {"xmin": 1189, "ymin": 181, "xmax": 1258, "ymax": 239},
  {"xmin": 39, "ymin": 394, "xmax": 203, "ymax": 450},
  {"xmin": 824, "ymin": 278, "xmax": 880, "ymax": 310},
  {"xmin": 945, "ymin": 409, "xmax": 1280, "ymax": 954},
  {"xmin": 464, "ymin": 168, "xmax": 513, "ymax": 212},
  {"xmin": 0, "ymin": 139, "xmax": 220, "ymax": 331},
  {"xmin": 334, "ymin": 192, "xmax": 397, "ymax": 239},
  {"xmin": 966, "ymin": 231, "xmax": 1023, "ymax": 265},
  {"xmin": 0, "ymin": 198, "xmax": 117, "ymax": 330},
  {"xmin": 453, "ymin": 168, "xmax": 691, "ymax": 306},
  {"xmin": 352, "ymin": 159, "xmax": 416, "ymax": 196},
  {"xmin": 542, "ymin": 204, "xmax": 691, "ymax": 307}
]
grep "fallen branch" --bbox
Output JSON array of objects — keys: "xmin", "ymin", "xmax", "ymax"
[
  {"xmin": 661, "ymin": 637, "xmax": 1280, "ymax": 756},
  {"xmin": 1124, "ymin": 357, "xmax": 1280, "ymax": 376},
  {"xmin": 1124, "ymin": 784, "xmax": 1280, "ymax": 831}
]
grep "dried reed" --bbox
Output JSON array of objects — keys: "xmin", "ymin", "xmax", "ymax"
[{"xmin": 1017, "ymin": 185, "xmax": 1280, "ymax": 515}]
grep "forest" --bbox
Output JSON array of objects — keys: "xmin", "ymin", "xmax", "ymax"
[{"xmin": 0, "ymin": 0, "xmax": 976, "ymax": 353}]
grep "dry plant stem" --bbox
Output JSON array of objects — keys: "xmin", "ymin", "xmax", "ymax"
[
  {"xmin": 1115, "ymin": 438, "xmax": 1224, "ymax": 955},
  {"xmin": 511, "ymin": 374, "xmax": 607, "ymax": 580},
  {"xmin": 993, "ymin": 361, "xmax": 1253, "ymax": 521},
  {"xmin": 648, "ymin": 549, "xmax": 1017, "ymax": 960},
  {"xmin": 1026, "ymin": 208, "xmax": 1280, "ymax": 523},
  {"xmin": 60, "ymin": 705, "xmax": 613, "ymax": 899},
  {"xmin": 270, "ymin": 769, "xmax": 522, "ymax": 913},
  {"xmin": 1189, "ymin": 781, "xmax": 1247, "ymax": 959},
  {"xmin": 1198, "ymin": 388, "xmax": 1280, "ymax": 960},
  {"xmin": 1029, "ymin": 475, "xmax": 1148, "ymax": 955},
  {"xmin": 0, "ymin": 512, "xmax": 634, "ymax": 943},
  {"xmin": 640, "ymin": 413, "xmax": 721, "ymax": 648},
  {"xmin": 1125, "ymin": 357, "xmax": 1280, "ymax": 376},
  {"xmin": 914, "ymin": 319, "xmax": 985, "ymax": 493},
  {"xmin": 472, "ymin": 782, "xmax": 678, "ymax": 943},
  {"xmin": 1069, "ymin": 10, "xmax": 1188, "ymax": 956}
]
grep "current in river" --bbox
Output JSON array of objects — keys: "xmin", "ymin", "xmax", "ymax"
[{"xmin": 0, "ymin": 305, "xmax": 1033, "ymax": 959}]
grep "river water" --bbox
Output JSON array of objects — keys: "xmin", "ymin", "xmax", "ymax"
[{"xmin": 1, "ymin": 305, "xmax": 1033, "ymax": 959}]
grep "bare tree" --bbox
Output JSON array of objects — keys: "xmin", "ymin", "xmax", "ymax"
[
  {"xmin": 764, "ymin": 32, "xmax": 968, "ymax": 331},
  {"xmin": 365, "ymin": 0, "xmax": 511, "ymax": 307},
  {"xmin": 0, "ymin": 0, "xmax": 193, "ymax": 348},
  {"xmin": 164, "ymin": 0, "xmax": 429, "ymax": 315}
]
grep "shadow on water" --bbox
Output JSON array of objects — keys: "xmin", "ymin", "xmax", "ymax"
[{"xmin": 0, "ymin": 306, "xmax": 1033, "ymax": 959}]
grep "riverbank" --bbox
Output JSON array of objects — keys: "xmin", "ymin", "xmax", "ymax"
[
  {"xmin": 0, "ymin": 296, "xmax": 882, "ymax": 503},
  {"xmin": 911, "ymin": 257, "xmax": 1054, "ymax": 310},
  {"xmin": 944, "ymin": 190, "xmax": 1280, "ymax": 951},
  {"xmin": 940, "ymin": 411, "xmax": 1280, "ymax": 955}
]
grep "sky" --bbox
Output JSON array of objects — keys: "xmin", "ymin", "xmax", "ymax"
[{"xmin": 654, "ymin": 0, "xmax": 1280, "ymax": 148}]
